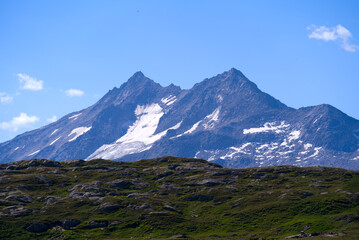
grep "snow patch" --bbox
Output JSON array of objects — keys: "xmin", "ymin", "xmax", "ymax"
[
  {"xmin": 203, "ymin": 107, "xmax": 220, "ymax": 129},
  {"xmin": 28, "ymin": 150, "xmax": 40, "ymax": 156},
  {"xmin": 69, "ymin": 113, "xmax": 82, "ymax": 120},
  {"xmin": 87, "ymin": 103, "xmax": 182, "ymax": 160},
  {"xmin": 68, "ymin": 126, "xmax": 92, "ymax": 142},
  {"xmin": 278, "ymin": 150, "xmax": 294, "ymax": 156},
  {"xmin": 170, "ymin": 121, "xmax": 182, "ymax": 131},
  {"xmin": 313, "ymin": 115, "xmax": 322, "ymax": 124},
  {"xmin": 50, "ymin": 129, "xmax": 58, "ymax": 136},
  {"xmin": 304, "ymin": 143, "xmax": 313, "ymax": 150},
  {"xmin": 217, "ymin": 95, "xmax": 223, "ymax": 102},
  {"xmin": 185, "ymin": 121, "xmax": 201, "ymax": 134},
  {"xmin": 50, "ymin": 137, "xmax": 61, "ymax": 146},
  {"xmin": 117, "ymin": 103, "xmax": 165, "ymax": 145},
  {"xmin": 258, "ymin": 144, "xmax": 269, "ymax": 150},
  {"xmin": 304, "ymin": 147, "xmax": 322, "ymax": 160},
  {"xmin": 220, "ymin": 143, "xmax": 251, "ymax": 159},
  {"xmin": 161, "ymin": 95, "xmax": 177, "ymax": 105},
  {"xmin": 243, "ymin": 121, "xmax": 290, "ymax": 134},
  {"xmin": 288, "ymin": 130, "xmax": 300, "ymax": 142}
]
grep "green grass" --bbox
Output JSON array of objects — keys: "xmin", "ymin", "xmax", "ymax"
[{"xmin": 0, "ymin": 157, "xmax": 358, "ymax": 239}]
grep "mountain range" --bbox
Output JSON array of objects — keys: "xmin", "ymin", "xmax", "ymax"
[{"xmin": 1, "ymin": 68, "xmax": 358, "ymax": 170}]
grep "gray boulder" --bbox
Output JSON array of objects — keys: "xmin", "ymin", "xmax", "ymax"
[
  {"xmin": 99, "ymin": 203, "xmax": 120, "ymax": 213},
  {"xmin": 83, "ymin": 220, "xmax": 108, "ymax": 229},
  {"xmin": 63, "ymin": 219, "xmax": 81, "ymax": 230}
]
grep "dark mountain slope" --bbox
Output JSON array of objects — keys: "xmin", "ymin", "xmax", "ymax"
[{"xmin": 0, "ymin": 68, "xmax": 358, "ymax": 170}]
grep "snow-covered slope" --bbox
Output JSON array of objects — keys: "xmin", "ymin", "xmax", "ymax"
[{"xmin": 0, "ymin": 69, "xmax": 358, "ymax": 170}]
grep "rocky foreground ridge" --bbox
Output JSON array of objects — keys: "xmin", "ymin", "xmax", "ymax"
[{"xmin": 0, "ymin": 157, "xmax": 358, "ymax": 239}]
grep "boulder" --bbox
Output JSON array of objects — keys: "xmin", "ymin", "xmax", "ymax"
[
  {"xmin": 23, "ymin": 160, "xmax": 41, "ymax": 168},
  {"xmin": 108, "ymin": 179, "xmax": 132, "ymax": 189},
  {"xmin": 127, "ymin": 203, "xmax": 152, "ymax": 210},
  {"xmin": 42, "ymin": 160, "xmax": 61, "ymax": 167},
  {"xmin": 25, "ymin": 222, "xmax": 49, "ymax": 233},
  {"xmin": 99, "ymin": 203, "xmax": 120, "ymax": 213},
  {"xmin": 164, "ymin": 205, "xmax": 183, "ymax": 214},
  {"xmin": 156, "ymin": 171, "xmax": 173, "ymax": 178},
  {"xmin": 195, "ymin": 178, "xmax": 224, "ymax": 186},
  {"xmin": 83, "ymin": 220, "xmax": 108, "ymax": 229},
  {"xmin": 3, "ymin": 205, "xmax": 32, "ymax": 217},
  {"xmin": 6, "ymin": 194, "xmax": 33, "ymax": 203},
  {"xmin": 126, "ymin": 193, "xmax": 149, "ymax": 199},
  {"xmin": 68, "ymin": 182, "xmax": 105, "ymax": 199},
  {"xmin": 170, "ymin": 234, "xmax": 188, "ymax": 239},
  {"xmin": 63, "ymin": 219, "xmax": 81, "ymax": 230}
]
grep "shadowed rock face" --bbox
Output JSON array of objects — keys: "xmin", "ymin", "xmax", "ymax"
[{"xmin": 0, "ymin": 69, "xmax": 358, "ymax": 170}]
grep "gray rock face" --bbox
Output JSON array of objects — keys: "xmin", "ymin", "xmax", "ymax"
[{"xmin": 0, "ymin": 68, "xmax": 358, "ymax": 170}]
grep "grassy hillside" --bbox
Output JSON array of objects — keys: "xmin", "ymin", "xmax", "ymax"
[{"xmin": 0, "ymin": 157, "xmax": 358, "ymax": 239}]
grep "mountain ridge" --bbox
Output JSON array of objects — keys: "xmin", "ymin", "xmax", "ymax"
[{"xmin": 0, "ymin": 68, "xmax": 358, "ymax": 170}]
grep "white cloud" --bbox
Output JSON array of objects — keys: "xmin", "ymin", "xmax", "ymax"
[
  {"xmin": 0, "ymin": 113, "xmax": 40, "ymax": 131},
  {"xmin": 47, "ymin": 115, "xmax": 57, "ymax": 123},
  {"xmin": 65, "ymin": 88, "xmax": 84, "ymax": 97},
  {"xmin": 0, "ymin": 92, "xmax": 13, "ymax": 104},
  {"xmin": 308, "ymin": 24, "xmax": 359, "ymax": 52},
  {"xmin": 18, "ymin": 73, "xmax": 44, "ymax": 91}
]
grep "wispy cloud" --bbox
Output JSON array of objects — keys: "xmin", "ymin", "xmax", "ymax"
[
  {"xmin": 65, "ymin": 88, "xmax": 84, "ymax": 97},
  {"xmin": 17, "ymin": 73, "xmax": 44, "ymax": 91},
  {"xmin": 308, "ymin": 24, "xmax": 359, "ymax": 52},
  {"xmin": 47, "ymin": 115, "xmax": 57, "ymax": 123},
  {"xmin": 0, "ymin": 92, "xmax": 13, "ymax": 104},
  {"xmin": 0, "ymin": 113, "xmax": 40, "ymax": 132}
]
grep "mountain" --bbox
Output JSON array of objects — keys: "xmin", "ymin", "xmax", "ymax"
[
  {"xmin": 0, "ymin": 157, "xmax": 358, "ymax": 239},
  {"xmin": 0, "ymin": 68, "xmax": 358, "ymax": 169}
]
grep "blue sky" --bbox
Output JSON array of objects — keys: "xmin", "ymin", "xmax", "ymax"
[{"xmin": 1, "ymin": 0, "xmax": 359, "ymax": 143}]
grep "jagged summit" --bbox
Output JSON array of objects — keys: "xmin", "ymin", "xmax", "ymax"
[
  {"xmin": 195, "ymin": 68, "xmax": 258, "ymax": 93},
  {"xmin": 0, "ymin": 68, "xmax": 358, "ymax": 170},
  {"xmin": 132, "ymin": 70, "xmax": 145, "ymax": 77},
  {"xmin": 124, "ymin": 71, "xmax": 158, "ymax": 87},
  {"xmin": 227, "ymin": 67, "xmax": 246, "ymax": 77}
]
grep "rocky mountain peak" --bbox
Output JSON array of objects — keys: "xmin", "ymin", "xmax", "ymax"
[
  {"xmin": 126, "ymin": 70, "xmax": 150, "ymax": 82},
  {"xmin": 0, "ymin": 68, "xmax": 358, "ymax": 170}
]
